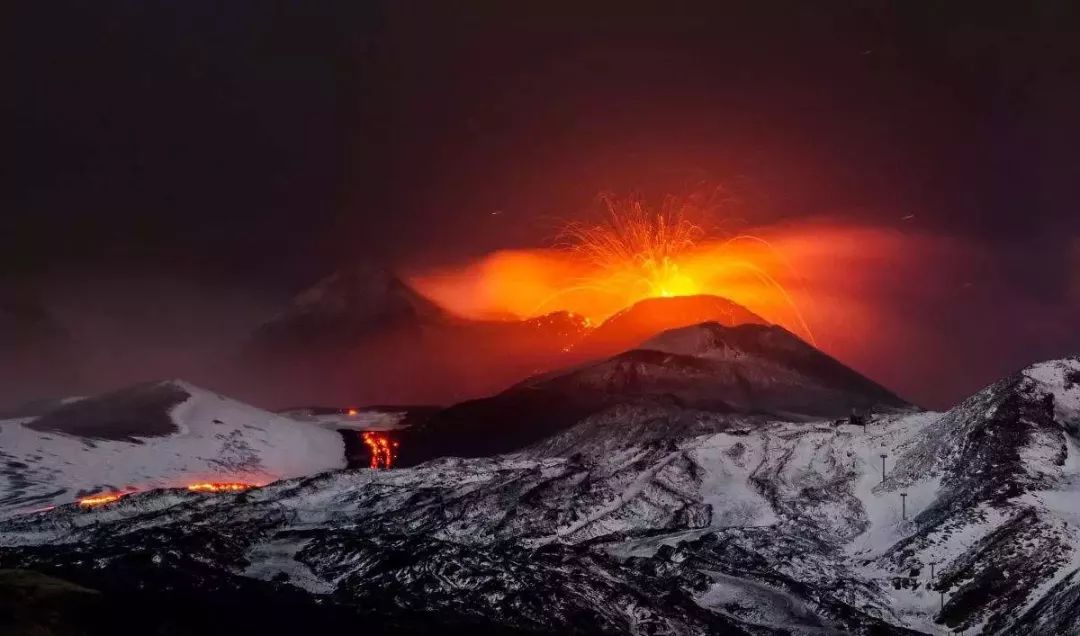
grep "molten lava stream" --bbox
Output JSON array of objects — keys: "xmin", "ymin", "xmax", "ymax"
[
  {"xmin": 186, "ymin": 482, "xmax": 258, "ymax": 493},
  {"xmin": 78, "ymin": 492, "xmax": 125, "ymax": 507},
  {"xmin": 361, "ymin": 431, "xmax": 398, "ymax": 469}
]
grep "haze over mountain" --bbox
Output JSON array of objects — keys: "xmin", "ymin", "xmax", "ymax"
[
  {"xmin": 572, "ymin": 294, "xmax": 769, "ymax": 359},
  {"xmin": 241, "ymin": 267, "xmax": 787, "ymax": 409},
  {"xmin": 8, "ymin": 3, "xmax": 1080, "ymax": 633},
  {"xmin": 0, "ymin": 288, "xmax": 76, "ymax": 409},
  {"xmin": 399, "ymin": 321, "xmax": 909, "ymax": 467}
]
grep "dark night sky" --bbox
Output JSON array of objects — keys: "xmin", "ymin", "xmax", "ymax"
[{"xmin": 4, "ymin": 1, "xmax": 1079, "ymax": 407}]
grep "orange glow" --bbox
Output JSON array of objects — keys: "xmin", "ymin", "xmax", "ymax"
[
  {"xmin": 361, "ymin": 431, "xmax": 397, "ymax": 469},
  {"xmin": 409, "ymin": 193, "xmax": 816, "ymax": 344},
  {"xmin": 346, "ymin": 408, "xmax": 359, "ymax": 417},
  {"xmin": 78, "ymin": 492, "xmax": 125, "ymax": 507},
  {"xmin": 23, "ymin": 505, "xmax": 56, "ymax": 515},
  {"xmin": 186, "ymin": 482, "xmax": 258, "ymax": 493},
  {"xmin": 554, "ymin": 193, "xmax": 704, "ymax": 302}
]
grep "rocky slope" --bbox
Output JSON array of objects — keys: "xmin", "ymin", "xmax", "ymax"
[
  {"xmin": 239, "ymin": 265, "xmax": 590, "ymax": 408},
  {"xmin": 3, "ymin": 348, "xmax": 1078, "ymax": 634},
  {"xmin": 398, "ymin": 322, "xmax": 909, "ymax": 466}
]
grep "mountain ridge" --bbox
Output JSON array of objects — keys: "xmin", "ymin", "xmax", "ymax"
[
  {"xmin": 4, "ymin": 344, "xmax": 1078, "ymax": 633},
  {"xmin": 398, "ymin": 321, "xmax": 910, "ymax": 467}
]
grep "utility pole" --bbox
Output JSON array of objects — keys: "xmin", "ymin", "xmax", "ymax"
[
  {"xmin": 900, "ymin": 492, "xmax": 908, "ymax": 520},
  {"xmin": 880, "ymin": 453, "xmax": 888, "ymax": 482},
  {"xmin": 929, "ymin": 560, "xmax": 936, "ymax": 579}
]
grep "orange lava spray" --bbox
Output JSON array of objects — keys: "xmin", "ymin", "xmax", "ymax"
[
  {"xmin": 361, "ymin": 431, "xmax": 397, "ymax": 469},
  {"xmin": 544, "ymin": 193, "xmax": 816, "ymax": 343}
]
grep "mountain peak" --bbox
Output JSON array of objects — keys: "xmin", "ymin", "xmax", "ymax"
[
  {"xmin": 399, "ymin": 317, "xmax": 910, "ymax": 467},
  {"xmin": 572, "ymin": 294, "xmax": 768, "ymax": 359},
  {"xmin": 1021, "ymin": 357, "xmax": 1080, "ymax": 425},
  {"xmin": 249, "ymin": 265, "xmax": 450, "ymax": 352},
  {"xmin": 639, "ymin": 321, "xmax": 795, "ymax": 357},
  {"xmin": 286, "ymin": 265, "xmax": 448, "ymax": 325}
]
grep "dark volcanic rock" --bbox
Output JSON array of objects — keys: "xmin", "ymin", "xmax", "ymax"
[
  {"xmin": 25, "ymin": 380, "xmax": 190, "ymax": 441},
  {"xmin": 4, "ymin": 358, "xmax": 1080, "ymax": 635},
  {"xmin": 400, "ymin": 322, "xmax": 910, "ymax": 467},
  {"xmin": 574, "ymin": 294, "xmax": 768, "ymax": 360},
  {"xmin": 249, "ymin": 266, "xmax": 451, "ymax": 353}
]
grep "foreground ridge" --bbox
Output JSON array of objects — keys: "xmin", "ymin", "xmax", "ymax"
[{"xmin": 1, "ymin": 358, "xmax": 1078, "ymax": 634}]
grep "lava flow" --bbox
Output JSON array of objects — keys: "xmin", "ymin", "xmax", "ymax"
[
  {"xmin": 78, "ymin": 492, "xmax": 125, "ymax": 507},
  {"xmin": 361, "ymin": 431, "xmax": 397, "ymax": 469},
  {"xmin": 186, "ymin": 482, "xmax": 258, "ymax": 493}
]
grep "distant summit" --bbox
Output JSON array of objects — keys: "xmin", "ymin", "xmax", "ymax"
[
  {"xmin": 400, "ymin": 320, "xmax": 910, "ymax": 466},
  {"xmin": 573, "ymin": 294, "xmax": 768, "ymax": 359},
  {"xmin": 239, "ymin": 265, "xmax": 590, "ymax": 408},
  {"xmin": 249, "ymin": 265, "xmax": 451, "ymax": 352},
  {"xmin": 636, "ymin": 321, "xmax": 908, "ymax": 415}
]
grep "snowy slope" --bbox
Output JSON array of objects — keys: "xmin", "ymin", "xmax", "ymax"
[
  {"xmin": 0, "ymin": 380, "xmax": 345, "ymax": 517},
  {"xmin": 3, "ymin": 359, "xmax": 1080, "ymax": 634},
  {"xmin": 400, "ymin": 321, "xmax": 910, "ymax": 467}
]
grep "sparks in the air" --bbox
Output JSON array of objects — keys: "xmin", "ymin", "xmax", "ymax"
[
  {"xmin": 541, "ymin": 193, "xmax": 816, "ymax": 343},
  {"xmin": 408, "ymin": 191, "xmax": 819, "ymax": 345},
  {"xmin": 362, "ymin": 431, "xmax": 398, "ymax": 469},
  {"xmin": 553, "ymin": 192, "xmax": 704, "ymax": 302}
]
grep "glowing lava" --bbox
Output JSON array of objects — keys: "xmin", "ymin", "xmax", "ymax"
[
  {"xmin": 361, "ymin": 431, "xmax": 397, "ymax": 469},
  {"xmin": 75, "ymin": 482, "xmax": 260, "ymax": 508},
  {"xmin": 78, "ymin": 493, "xmax": 125, "ymax": 507},
  {"xmin": 186, "ymin": 482, "xmax": 258, "ymax": 493},
  {"xmin": 553, "ymin": 193, "xmax": 704, "ymax": 302},
  {"xmin": 410, "ymin": 192, "xmax": 816, "ymax": 344}
]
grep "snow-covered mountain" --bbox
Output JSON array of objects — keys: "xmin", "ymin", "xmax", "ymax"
[
  {"xmin": 572, "ymin": 294, "xmax": 769, "ymax": 360},
  {"xmin": 0, "ymin": 380, "xmax": 345, "ymax": 518},
  {"xmin": 398, "ymin": 321, "xmax": 909, "ymax": 467},
  {"xmin": 3, "ymin": 340, "xmax": 1079, "ymax": 632}
]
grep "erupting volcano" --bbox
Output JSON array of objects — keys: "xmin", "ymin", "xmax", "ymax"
[
  {"xmin": 410, "ymin": 192, "xmax": 816, "ymax": 345},
  {"xmin": 550, "ymin": 193, "xmax": 706, "ymax": 305}
]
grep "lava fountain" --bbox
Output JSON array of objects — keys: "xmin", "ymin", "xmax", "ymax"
[
  {"xmin": 410, "ymin": 192, "xmax": 816, "ymax": 343},
  {"xmin": 362, "ymin": 431, "xmax": 397, "ymax": 469}
]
